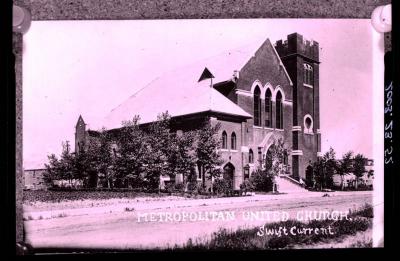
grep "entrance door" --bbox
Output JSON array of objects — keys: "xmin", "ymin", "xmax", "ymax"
[{"xmin": 223, "ymin": 163, "xmax": 235, "ymax": 189}]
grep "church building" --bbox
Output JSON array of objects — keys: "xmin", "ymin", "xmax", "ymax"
[{"xmin": 75, "ymin": 32, "xmax": 322, "ymax": 191}]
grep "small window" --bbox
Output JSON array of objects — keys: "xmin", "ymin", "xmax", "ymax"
[
  {"xmin": 222, "ymin": 131, "xmax": 228, "ymax": 149},
  {"xmin": 231, "ymin": 132, "xmax": 237, "ymax": 150},
  {"xmin": 249, "ymin": 149, "xmax": 254, "ymax": 163},
  {"xmin": 305, "ymin": 117, "xmax": 312, "ymax": 129},
  {"xmin": 303, "ymin": 63, "xmax": 313, "ymax": 86},
  {"xmin": 303, "ymin": 115, "xmax": 314, "ymax": 134}
]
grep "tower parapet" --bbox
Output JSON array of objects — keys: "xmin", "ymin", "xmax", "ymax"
[{"xmin": 275, "ymin": 33, "xmax": 319, "ymax": 63}]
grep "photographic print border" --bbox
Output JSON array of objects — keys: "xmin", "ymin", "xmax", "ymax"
[{"xmin": 10, "ymin": 0, "xmax": 394, "ymax": 255}]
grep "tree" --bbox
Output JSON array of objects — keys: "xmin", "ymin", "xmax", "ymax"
[
  {"xmin": 195, "ymin": 120, "xmax": 223, "ymax": 193},
  {"xmin": 43, "ymin": 154, "xmax": 61, "ymax": 186},
  {"xmin": 114, "ymin": 115, "xmax": 148, "ymax": 188},
  {"xmin": 168, "ymin": 130, "xmax": 196, "ymax": 187},
  {"xmin": 312, "ymin": 159, "xmax": 325, "ymax": 190},
  {"xmin": 321, "ymin": 147, "xmax": 337, "ymax": 189},
  {"xmin": 143, "ymin": 112, "xmax": 174, "ymax": 191},
  {"xmin": 337, "ymin": 151, "xmax": 353, "ymax": 190},
  {"xmin": 353, "ymin": 153, "xmax": 367, "ymax": 189},
  {"xmin": 264, "ymin": 138, "xmax": 290, "ymax": 192},
  {"xmin": 84, "ymin": 128, "xmax": 115, "ymax": 188},
  {"xmin": 44, "ymin": 141, "xmax": 76, "ymax": 187},
  {"xmin": 305, "ymin": 162, "xmax": 314, "ymax": 188}
]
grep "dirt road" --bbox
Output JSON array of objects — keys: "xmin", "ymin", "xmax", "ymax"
[{"xmin": 24, "ymin": 191, "xmax": 372, "ymax": 249}]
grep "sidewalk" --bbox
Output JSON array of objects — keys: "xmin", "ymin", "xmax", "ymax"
[{"xmin": 23, "ymin": 190, "xmax": 373, "ymax": 221}]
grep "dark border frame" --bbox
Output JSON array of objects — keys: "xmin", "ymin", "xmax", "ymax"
[{"xmin": 7, "ymin": 0, "xmax": 395, "ymax": 256}]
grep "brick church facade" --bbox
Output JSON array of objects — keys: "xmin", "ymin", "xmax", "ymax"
[{"xmin": 75, "ymin": 32, "xmax": 321, "ymax": 190}]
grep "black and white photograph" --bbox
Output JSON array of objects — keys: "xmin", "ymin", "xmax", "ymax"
[{"xmin": 20, "ymin": 18, "xmax": 385, "ymax": 250}]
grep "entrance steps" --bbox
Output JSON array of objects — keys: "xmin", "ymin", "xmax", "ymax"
[{"xmin": 276, "ymin": 175, "xmax": 308, "ymax": 193}]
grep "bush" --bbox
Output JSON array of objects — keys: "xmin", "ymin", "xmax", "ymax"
[
  {"xmin": 239, "ymin": 179, "xmax": 255, "ymax": 194},
  {"xmin": 249, "ymin": 170, "xmax": 274, "ymax": 192},
  {"xmin": 163, "ymin": 182, "xmax": 185, "ymax": 193},
  {"xmin": 186, "ymin": 181, "xmax": 208, "ymax": 195},
  {"xmin": 213, "ymin": 178, "xmax": 233, "ymax": 196},
  {"xmin": 174, "ymin": 182, "xmax": 185, "ymax": 191}
]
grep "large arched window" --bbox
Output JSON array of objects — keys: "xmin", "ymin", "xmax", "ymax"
[
  {"xmin": 265, "ymin": 89, "xmax": 272, "ymax": 128},
  {"xmin": 276, "ymin": 91, "xmax": 283, "ymax": 129},
  {"xmin": 249, "ymin": 149, "xmax": 254, "ymax": 163},
  {"xmin": 222, "ymin": 131, "xmax": 227, "ymax": 149},
  {"xmin": 253, "ymin": 86, "xmax": 261, "ymax": 126},
  {"xmin": 231, "ymin": 132, "xmax": 237, "ymax": 150}
]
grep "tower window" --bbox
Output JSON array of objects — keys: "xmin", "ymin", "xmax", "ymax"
[
  {"xmin": 265, "ymin": 89, "xmax": 272, "ymax": 127},
  {"xmin": 222, "ymin": 131, "xmax": 228, "ymax": 149},
  {"xmin": 231, "ymin": 132, "xmax": 237, "ymax": 150},
  {"xmin": 303, "ymin": 115, "xmax": 314, "ymax": 134},
  {"xmin": 253, "ymin": 86, "xmax": 261, "ymax": 126},
  {"xmin": 276, "ymin": 91, "xmax": 283, "ymax": 129},
  {"xmin": 303, "ymin": 63, "xmax": 313, "ymax": 86}
]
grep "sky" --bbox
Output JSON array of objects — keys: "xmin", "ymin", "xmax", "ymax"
[{"xmin": 22, "ymin": 19, "xmax": 380, "ymax": 168}]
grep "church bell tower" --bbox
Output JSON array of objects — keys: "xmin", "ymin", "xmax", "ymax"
[{"xmin": 275, "ymin": 33, "xmax": 321, "ymax": 180}]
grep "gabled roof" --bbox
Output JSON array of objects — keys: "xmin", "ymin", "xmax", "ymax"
[{"xmin": 101, "ymin": 37, "xmax": 290, "ymax": 130}]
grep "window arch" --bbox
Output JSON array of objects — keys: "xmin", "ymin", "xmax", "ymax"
[
  {"xmin": 231, "ymin": 132, "xmax": 237, "ymax": 150},
  {"xmin": 265, "ymin": 88, "xmax": 272, "ymax": 127},
  {"xmin": 249, "ymin": 149, "xmax": 254, "ymax": 163},
  {"xmin": 222, "ymin": 131, "xmax": 227, "ymax": 149},
  {"xmin": 276, "ymin": 91, "xmax": 283, "ymax": 129},
  {"xmin": 253, "ymin": 86, "xmax": 261, "ymax": 126}
]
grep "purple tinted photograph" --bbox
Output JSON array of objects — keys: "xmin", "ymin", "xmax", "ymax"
[{"xmin": 22, "ymin": 19, "xmax": 384, "ymax": 250}]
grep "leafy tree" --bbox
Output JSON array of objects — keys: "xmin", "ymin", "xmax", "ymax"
[
  {"xmin": 195, "ymin": 120, "xmax": 223, "ymax": 193},
  {"xmin": 114, "ymin": 115, "xmax": 148, "ymax": 188},
  {"xmin": 353, "ymin": 153, "xmax": 367, "ymax": 189},
  {"xmin": 143, "ymin": 112, "xmax": 174, "ymax": 191},
  {"xmin": 168, "ymin": 130, "xmax": 196, "ymax": 187},
  {"xmin": 305, "ymin": 161, "xmax": 314, "ymax": 188},
  {"xmin": 264, "ymin": 138, "xmax": 290, "ymax": 192},
  {"xmin": 337, "ymin": 151, "xmax": 353, "ymax": 190},
  {"xmin": 312, "ymin": 158, "xmax": 326, "ymax": 190},
  {"xmin": 73, "ymin": 148, "xmax": 91, "ymax": 185},
  {"xmin": 321, "ymin": 147, "xmax": 337, "ymax": 189},
  {"xmin": 84, "ymin": 128, "xmax": 115, "ymax": 188},
  {"xmin": 43, "ymin": 154, "xmax": 62, "ymax": 186},
  {"xmin": 44, "ymin": 141, "xmax": 76, "ymax": 187}
]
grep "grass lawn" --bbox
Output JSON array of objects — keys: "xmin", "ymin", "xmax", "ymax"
[{"xmin": 177, "ymin": 204, "xmax": 373, "ymax": 250}]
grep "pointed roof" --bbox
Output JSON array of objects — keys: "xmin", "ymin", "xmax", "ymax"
[
  {"xmin": 100, "ymin": 37, "xmax": 290, "ymax": 130},
  {"xmin": 76, "ymin": 115, "xmax": 86, "ymax": 128},
  {"xmin": 198, "ymin": 67, "xmax": 215, "ymax": 82}
]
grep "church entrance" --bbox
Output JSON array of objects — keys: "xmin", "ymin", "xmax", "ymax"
[{"xmin": 223, "ymin": 163, "xmax": 235, "ymax": 188}]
